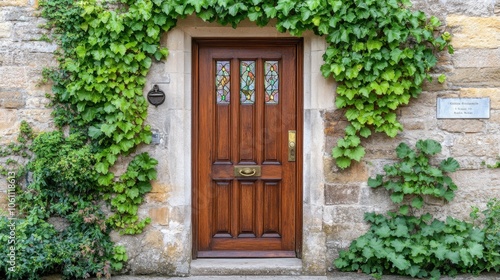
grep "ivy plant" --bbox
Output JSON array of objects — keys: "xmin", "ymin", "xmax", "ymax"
[
  {"xmin": 368, "ymin": 139, "xmax": 460, "ymax": 215},
  {"xmin": 0, "ymin": 127, "xmax": 126, "ymax": 279},
  {"xmin": 334, "ymin": 140, "xmax": 500, "ymax": 279}
]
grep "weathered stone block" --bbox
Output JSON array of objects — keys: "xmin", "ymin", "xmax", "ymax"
[
  {"xmin": 324, "ymin": 158, "xmax": 368, "ymax": 183},
  {"xmin": 13, "ymin": 21, "xmax": 47, "ymax": 41},
  {"xmin": 144, "ymin": 229, "xmax": 164, "ymax": 249},
  {"xmin": 0, "ymin": 22, "xmax": 12, "ymax": 38},
  {"xmin": 451, "ymin": 135, "xmax": 500, "ymax": 157},
  {"xmin": 0, "ymin": 109, "xmax": 18, "ymax": 131},
  {"xmin": 145, "ymin": 181, "xmax": 170, "ymax": 203},
  {"xmin": 0, "ymin": 66, "xmax": 26, "ymax": 88},
  {"xmin": 447, "ymin": 15, "xmax": 500, "ymax": 49},
  {"xmin": 412, "ymin": 0, "xmax": 495, "ymax": 17},
  {"xmin": 323, "ymin": 223, "xmax": 370, "ymax": 242},
  {"xmin": 323, "ymin": 205, "xmax": 369, "ymax": 224},
  {"xmin": 448, "ymin": 68, "xmax": 500, "ymax": 87},
  {"xmin": 453, "ymin": 48, "xmax": 500, "ymax": 68},
  {"xmin": 148, "ymin": 207, "xmax": 169, "ymax": 226},
  {"xmin": 0, "ymin": 90, "xmax": 24, "ymax": 109},
  {"xmin": 438, "ymin": 119, "xmax": 485, "ymax": 133},
  {"xmin": 400, "ymin": 119, "xmax": 426, "ymax": 130},
  {"xmin": 459, "ymin": 88, "xmax": 500, "ymax": 109},
  {"xmin": 0, "ymin": 0, "xmax": 29, "ymax": 7},
  {"xmin": 324, "ymin": 184, "xmax": 360, "ymax": 205}
]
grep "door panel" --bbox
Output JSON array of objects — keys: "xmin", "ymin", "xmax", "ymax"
[{"xmin": 193, "ymin": 39, "xmax": 302, "ymax": 258}]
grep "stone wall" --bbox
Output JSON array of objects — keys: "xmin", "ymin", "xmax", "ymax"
[
  {"xmin": 323, "ymin": 0, "xmax": 500, "ymax": 267},
  {"xmin": 0, "ymin": 0, "xmax": 499, "ymax": 277},
  {"xmin": 0, "ymin": 0, "xmax": 56, "ymax": 213}
]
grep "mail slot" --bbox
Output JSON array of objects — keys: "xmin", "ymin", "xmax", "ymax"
[{"xmin": 234, "ymin": 165, "xmax": 261, "ymax": 177}]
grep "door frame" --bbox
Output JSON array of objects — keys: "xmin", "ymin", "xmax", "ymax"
[{"xmin": 191, "ymin": 38, "xmax": 304, "ymax": 258}]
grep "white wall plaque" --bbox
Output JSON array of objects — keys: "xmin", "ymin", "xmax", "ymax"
[{"xmin": 436, "ymin": 98, "xmax": 490, "ymax": 119}]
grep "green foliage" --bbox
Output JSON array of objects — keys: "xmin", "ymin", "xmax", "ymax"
[
  {"xmin": 334, "ymin": 212, "xmax": 488, "ymax": 279},
  {"xmin": 322, "ymin": 2, "xmax": 453, "ymax": 168},
  {"xmin": 368, "ymin": 139, "xmax": 459, "ymax": 214},
  {"xmin": 0, "ymin": 130, "xmax": 124, "ymax": 279},
  {"xmin": 471, "ymin": 199, "xmax": 500, "ymax": 272},
  {"xmin": 334, "ymin": 140, "xmax": 500, "ymax": 278},
  {"xmin": 19, "ymin": 0, "xmax": 454, "ymax": 277}
]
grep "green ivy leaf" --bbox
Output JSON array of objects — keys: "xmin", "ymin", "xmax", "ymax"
[
  {"xmin": 390, "ymin": 192, "xmax": 404, "ymax": 204},
  {"xmin": 416, "ymin": 139, "xmax": 441, "ymax": 155},
  {"xmin": 367, "ymin": 176, "xmax": 382, "ymax": 188},
  {"xmin": 335, "ymin": 156, "xmax": 351, "ymax": 169},
  {"xmin": 411, "ymin": 196, "xmax": 424, "ymax": 209},
  {"xmin": 440, "ymin": 157, "xmax": 460, "ymax": 172}
]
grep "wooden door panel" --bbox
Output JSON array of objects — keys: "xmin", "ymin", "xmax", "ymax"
[
  {"xmin": 193, "ymin": 39, "xmax": 302, "ymax": 258},
  {"xmin": 262, "ymin": 181, "xmax": 281, "ymax": 237},
  {"xmin": 238, "ymin": 181, "xmax": 257, "ymax": 237},
  {"xmin": 213, "ymin": 181, "xmax": 231, "ymax": 238},
  {"xmin": 238, "ymin": 104, "xmax": 257, "ymax": 163},
  {"xmin": 215, "ymin": 105, "xmax": 231, "ymax": 163}
]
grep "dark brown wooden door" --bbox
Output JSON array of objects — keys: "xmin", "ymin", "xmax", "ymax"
[{"xmin": 193, "ymin": 39, "xmax": 302, "ymax": 258}]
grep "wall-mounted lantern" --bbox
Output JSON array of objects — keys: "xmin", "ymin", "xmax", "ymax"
[{"xmin": 147, "ymin": 84, "xmax": 166, "ymax": 107}]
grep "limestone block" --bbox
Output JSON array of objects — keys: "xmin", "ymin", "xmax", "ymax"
[
  {"xmin": 448, "ymin": 68, "xmax": 500, "ymax": 87},
  {"xmin": 0, "ymin": 0, "xmax": 29, "ymax": 7},
  {"xmin": 459, "ymin": 88, "xmax": 500, "ymax": 109},
  {"xmin": 323, "ymin": 223, "xmax": 370, "ymax": 242},
  {"xmin": 400, "ymin": 119, "xmax": 426, "ymax": 130},
  {"xmin": 22, "ymin": 109, "xmax": 52, "ymax": 123},
  {"xmin": 412, "ymin": 0, "xmax": 495, "ymax": 17},
  {"xmin": 0, "ymin": 66, "xmax": 26, "ymax": 88},
  {"xmin": 323, "ymin": 205, "xmax": 369, "ymax": 224},
  {"xmin": 323, "ymin": 158, "xmax": 368, "ymax": 183},
  {"xmin": 13, "ymin": 21, "xmax": 47, "ymax": 41},
  {"xmin": 148, "ymin": 207, "xmax": 169, "ymax": 226},
  {"xmin": 0, "ymin": 90, "xmax": 25, "ymax": 109},
  {"xmin": 451, "ymin": 135, "xmax": 499, "ymax": 157},
  {"xmin": 359, "ymin": 185, "xmax": 393, "ymax": 208},
  {"xmin": 0, "ymin": 22, "xmax": 12, "ymax": 38},
  {"xmin": 438, "ymin": 119, "xmax": 485, "ymax": 133},
  {"xmin": 447, "ymin": 15, "xmax": 500, "ymax": 49},
  {"xmin": 453, "ymin": 48, "xmax": 500, "ymax": 68},
  {"xmin": 144, "ymin": 229, "xmax": 164, "ymax": 249},
  {"xmin": 324, "ymin": 184, "xmax": 360, "ymax": 205},
  {"xmin": 0, "ymin": 109, "xmax": 18, "ymax": 132},
  {"xmin": 145, "ymin": 182, "xmax": 170, "ymax": 203}
]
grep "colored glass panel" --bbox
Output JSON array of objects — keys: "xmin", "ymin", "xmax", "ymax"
[
  {"xmin": 216, "ymin": 61, "xmax": 231, "ymax": 104},
  {"xmin": 240, "ymin": 61, "xmax": 256, "ymax": 104},
  {"xmin": 265, "ymin": 61, "xmax": 279, "ymax": 104}
]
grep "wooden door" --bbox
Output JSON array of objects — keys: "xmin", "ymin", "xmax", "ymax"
[{"xmin": 193, "ymin": 39, "xmax": 302, "ymax": 258}]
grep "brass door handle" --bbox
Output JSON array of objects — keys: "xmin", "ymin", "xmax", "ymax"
[{"xmin": 234, "ymin": 165, "xmax": 261, "ymax": 177}]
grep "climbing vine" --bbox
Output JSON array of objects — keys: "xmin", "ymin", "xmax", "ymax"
[{"xmin": 334, "ymin": 140, "xmax": 500, "ymax": 278}]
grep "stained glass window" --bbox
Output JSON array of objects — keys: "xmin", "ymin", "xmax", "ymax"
[
  {"xmin": 265, "ymin": 61, "xmax": 279, "ymax": 104},
  {"xmin": 216, "ymin": 61, "xmax": 230, "ymax": 104},
  {"xmin": 240, "ymin": 61, "xmax": 256, "ymax": 104}
]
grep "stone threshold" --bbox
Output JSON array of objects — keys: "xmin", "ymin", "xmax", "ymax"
[{"xmin": 190, "ymin": 258, "xmax": 304, "ymax": 276}]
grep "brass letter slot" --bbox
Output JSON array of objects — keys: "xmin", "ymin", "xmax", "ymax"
[
  {"xmin": 288, "ymin": 130, "xmax": 296, "ymax": 162},
  {"xmin": 234, "ymin": 166, "xmax": 261, "ymax": 177}
]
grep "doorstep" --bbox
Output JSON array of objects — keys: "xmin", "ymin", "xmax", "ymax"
[{"xmin": 190, "ymin": 258, "xmax": 312, "ymax": 276}]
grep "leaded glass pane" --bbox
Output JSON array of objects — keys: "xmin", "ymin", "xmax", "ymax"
[
  {"xmin": 240, "ymin": 60, "xmax": 256, "ymax": 104},
  {"xmin": 265, "ymin": 61, "xmax": 279, "ymax": 104},
  {"xmin": 216, "ymin": 61, "xmax": 230, "ymax": 104}
]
